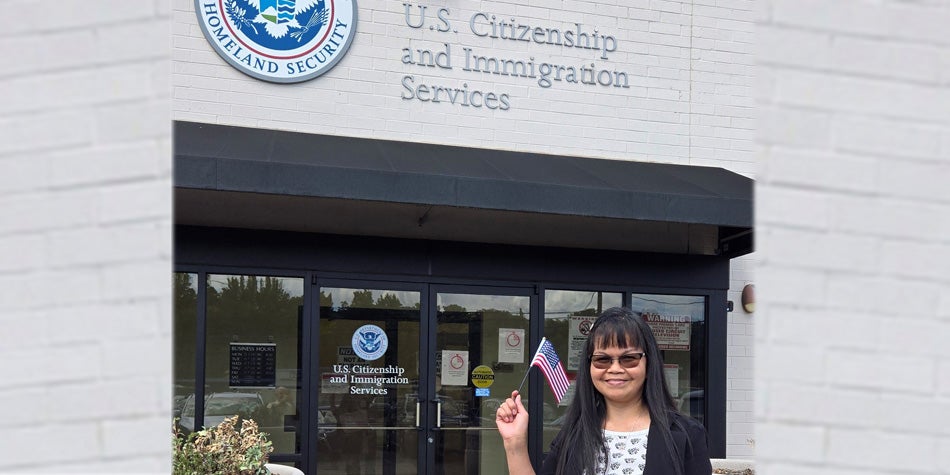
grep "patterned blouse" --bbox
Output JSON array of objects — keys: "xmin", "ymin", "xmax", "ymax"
[{"xmin": 596, "ymin": 427, "xmax": 649, "ymax": 475}]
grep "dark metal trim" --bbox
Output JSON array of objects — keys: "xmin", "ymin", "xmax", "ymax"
[
  {"xmin": 718, "ymin": 226, "xmax": 755, "ymax": 258},
  {"xmin": 705, "ymin": 289, "xmax": 728, "ymax": 458},
  {"xmin": 422, "ymin": 284, "xmax": 435, "ymax": 475},
  {"xmin": 175, "ymin": 226, "xmax": 733, "ymax": 291},
  {"xmin": 529, "ymin": 283, "xmax": 545, "ymax": 470},
  {"xmin": 299, "ymin": 271, "xmax": 313, "ymax": 474},
  {"xmin": 194, "ymin": 271, "xmax": 207, "ymax": 434}
]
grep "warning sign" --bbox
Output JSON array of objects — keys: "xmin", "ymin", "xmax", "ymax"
[
  {"xmin": 471, "ymin": 365, "xmax": 495, "ymax": 388},
  {"xmin": 568, "ymin": 315, "xmax": 597, "ymax": 370},
  {"xmin": 643, "ymin": 313, "xmax": 691, "ymax": 351}
]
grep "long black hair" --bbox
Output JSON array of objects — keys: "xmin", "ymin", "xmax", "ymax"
[{"xmin": 553, "ymin": 306, "xmax": 683, "ymax": 475}]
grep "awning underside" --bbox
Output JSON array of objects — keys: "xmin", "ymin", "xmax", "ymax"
[{"xmin": 174, "ymin": 121, "xmax": 753, "ymax": 257}]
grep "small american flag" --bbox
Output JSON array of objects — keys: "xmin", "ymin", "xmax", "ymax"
[{"xmin": 531, "ymin": 337, "xmax": 571, "ymax": 403}]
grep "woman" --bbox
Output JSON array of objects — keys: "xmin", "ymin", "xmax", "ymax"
[{"xmin": 495, "ymin": 307, "xmax": 711, "ymax": 475}]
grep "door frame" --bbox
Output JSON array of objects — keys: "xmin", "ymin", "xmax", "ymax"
[
  {"xmin": 311, "ymin": 279, "xmax": 538, "ymax": 475},
  {"xmin": 424, "ymin": 284, "xmax": 538, "ymax": 475},
  {"xmin": 175, "ymin": 227, "xmax": 731, "ymax": 469},
  {"xmin": 311, "ymin": 277, "xmax": 429, "ymax": 475}
]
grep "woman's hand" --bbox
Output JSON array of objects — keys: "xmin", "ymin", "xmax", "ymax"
[
  {"xmin": 495, "ymin": 390, "xmax": 529, "ymax": 446},
  {"xmin": 495, "ymin": 390, "xmax": 537, "ymax": 475}
]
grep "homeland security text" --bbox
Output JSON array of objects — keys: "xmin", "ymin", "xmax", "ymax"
[{"xmin": 198, "ymin": 2, "xmax": 350, "ymax": 79}]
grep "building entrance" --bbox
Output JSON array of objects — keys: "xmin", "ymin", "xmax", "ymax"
[
  {"xmin": 173, "ymin": 228, "xmax": 730, "ymax": 472},
  {"xmin": 315, "ymin": 281, "xmax": 535, "ymax": 475}
]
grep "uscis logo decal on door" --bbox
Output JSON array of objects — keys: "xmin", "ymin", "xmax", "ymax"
[
  {"xmin": 352, "ymin": 324, "xmax": 388, "ymax": 361},
  {"xmin": 194, "ymin": 0, "xmax": 357, "ymax": 83}
]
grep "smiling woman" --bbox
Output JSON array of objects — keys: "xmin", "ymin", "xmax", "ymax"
[{"xmin": 496, "ymin": 307, "xmax": 712, "ymax": 475}]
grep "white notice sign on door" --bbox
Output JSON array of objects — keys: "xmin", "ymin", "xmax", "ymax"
[
  {"xmin": 441, "ymin": 350, "xmax": 469, "ymax": 386},
  {"xmin": 498, "ymin": 328, "xmax": 525, "ymax": 363}
]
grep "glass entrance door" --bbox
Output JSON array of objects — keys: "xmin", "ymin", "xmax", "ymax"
[
  {"xmin": 316, "ymin": 285, "xmax": 424, "ymax": 474},
  {"xmin": 428, "ymin": 288, "xmax": 534, "ymax": 475},
  {"xmin": 314, "ymin": 283, "xmax": 534, "ymax": 475}
]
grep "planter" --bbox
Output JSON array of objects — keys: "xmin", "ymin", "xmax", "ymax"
[{"xmin": 711, "ymin": 458, "xmax": 754, "ymax": 475}]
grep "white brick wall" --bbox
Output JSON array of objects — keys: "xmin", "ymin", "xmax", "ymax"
[
  {"xmin": 727, "ymin": 254, "xmax": 755, "ymax": 457},
  {"xmin": 0, "ymin": 1, "xmax": 171, "ymax": 472},
  {"xmin": 5, "ymin": 0, "xmax": 944, "ymax": 470},
  {"xmin": 757, "ymin": 1, "xmax": 950, "ymax": 474},
  {"xmin": 172, "ymin": 0, "xmax": 756, "ymax": 172},
  {"xmin": 0, "ymin": 1, "xmax": 760, "ymax": 470}
]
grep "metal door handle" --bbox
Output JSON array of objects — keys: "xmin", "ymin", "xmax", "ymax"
[
  {"xmin": 436, "ymin": 399, "xmax": 442, "ymax": 428},
  {"xmin": 415, "ymin": 402, "xmax": 421, "ymax": 428}
]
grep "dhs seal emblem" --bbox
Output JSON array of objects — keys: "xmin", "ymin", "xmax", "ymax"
[
  {"xmin": 352, "ymin": 324, "xmax": 388, "ymax": 361},
  {"xmin": 194, "ymin": 0, "xmax": 357, "ymax": 83}
]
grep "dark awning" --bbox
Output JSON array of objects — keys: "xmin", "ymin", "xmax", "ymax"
[{"xmin": 174, "ymin": 121, "xmax": 753, "ymax": 257}]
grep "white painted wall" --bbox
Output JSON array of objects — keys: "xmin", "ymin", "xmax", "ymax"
[
  {"xmin": 757, "ymin": 0, "xmax": 950, "ymax": 473},
  {"xmin": 0, "ymin": 1, "xmax": 172, "ymax": 472},
  {"xmin": 172, "ymin": 0, "xmax": 757, "ymax": 458},
  {"xmin": 726, "ymin": 255, "xmax": 755, "ymax": 457},
  {"xmin": 6, "ymin": 0, "xmax": 949, "ymax": 472},
  {"xmin": 172, "ymin": 0, "xmax": 755, "ymax": 173}
]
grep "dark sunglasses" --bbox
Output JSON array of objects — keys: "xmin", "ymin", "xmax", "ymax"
[{"xmin": 589, "ymin": 353, "xmax": 646, "ymax": 369}]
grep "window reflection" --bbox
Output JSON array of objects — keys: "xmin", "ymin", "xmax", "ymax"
[
  {"xmin": 173, "ymin": 273, "xmax": 197, "ymax": 425},
  {"xmin": 320, "ymin": 288, "xmax": 420, "ymax": 311},
  {"xmin": 178, "ymin": 391, "xmax": 266, "ymax": 434},
  {"xmin": 203, "ymin": 274, "xmax": 304, "ymax": 455},
  {"xmin": 542, "ymin": 290, "xmax": 622, "ymax": 448},
  {"xmin": 434, "ymin": 293, "xmax": 531, "ymax": 475},
  {"xmin": 629, "ymin": 293, "xmax": 706, "ymax": 423},
  {"xmin": 317, "ymin": 287, "xmax": 421, "ymax": 474}
]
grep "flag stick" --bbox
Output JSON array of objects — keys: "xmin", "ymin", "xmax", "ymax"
[
  {"xmin": 515, "ymin": 365, "xmax": 533, "ymax": 394},
  {"xmin": 515, "ymin": 337, "xmax": 546, "ymax": 394}
]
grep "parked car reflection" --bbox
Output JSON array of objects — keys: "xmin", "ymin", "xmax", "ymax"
[
  {"xmin": 435, "ymin": 395, "xmax": 470, "ymax": 426},
  {"xmin": 678, "ymin": 389, "xmax": 704, "ymax": 424},
  {"xmin": 364, "ymin": 394, "xmax": 409, "ymax": 426},
  {"xmin": 177, "ymin": 392, "xmax": 266, "ymax": 435}
]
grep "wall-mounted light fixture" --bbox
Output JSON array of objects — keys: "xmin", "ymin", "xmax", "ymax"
[{"xmin": 741, "ymin": 284, "xmax": 755, "ymax": 313}]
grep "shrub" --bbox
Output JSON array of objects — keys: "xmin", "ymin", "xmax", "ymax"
[{"xmin": 173, "ymin": 416, "xmax": 273, "ymax": 475}]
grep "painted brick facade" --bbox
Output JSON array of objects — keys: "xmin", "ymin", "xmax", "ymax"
[
  {"xmin": 6, "ymin": 0, "xmax": 950, "ymax": 472},
  {"xmin": 757, "ymin": 0, "xmax": 950, "ymax": 473},
  {"xmin": 172, "ymin": 0, "xmax": 755, "ymax": 171},
  {"xmin": 0, "ymin": 1, "xmax": 172, "ymax": 473}
]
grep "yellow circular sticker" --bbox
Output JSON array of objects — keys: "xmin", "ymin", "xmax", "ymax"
[{"xmin": 471, "ymin": 365, "xmax": 495, "ymax": 388}]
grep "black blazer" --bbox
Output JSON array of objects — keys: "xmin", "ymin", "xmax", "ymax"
[{"xmin": 539, "ymin": 411, "xmax": 711, "ymax": 475}]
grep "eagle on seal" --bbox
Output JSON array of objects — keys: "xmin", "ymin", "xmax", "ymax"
[{"xmin": 247, "ymin": 0, "xmax": 325, "ymax": 39}]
